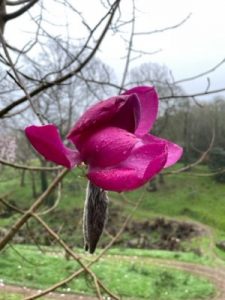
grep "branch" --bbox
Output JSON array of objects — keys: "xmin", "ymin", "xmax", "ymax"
[
  {"xmin": 0, "ymin": 0, "xmax": 121, "ymax": 118},
  {"xmin": 0, "ymin": 196, "xmax": 104, "ymax": 299},
  {"xmin": 37, "ymin": 182, "xmax": 61, "ymax": 216},
  {"xmin": 26, "ymin": 214, "xmax": 114, "ymax": 300},
  {"xmin": 160, "ymin": 87, "xmax": 225, "ymax": 100},
  {"xmin": 0, "ymin": 168, "xmax": 69, "ymax": 251},
  {"xmin": 134, "ymin": 13, "xmax": 192, "ymax": 35},
  {"xmin": 175, "ymin": 57, "xmax": 225, "ymax": 84},
  {"xmin": 165, "ymin": 129, "xmax": 215, "ymax": 175},
  {"xmin": 24, "ymin": 192, "xmax": 144, "ymax": 300},
  {"xmin": 4, "ymin": 0, "xmax": 38, "ymax": 21},
  {"xmin": 119, "ymin": 0, "xmax": 135, "ymax": 92},
  {"xmin": 6, "ymin": 0, "xmax": 31, "ymax": 5},
  {"xmin": 0, "ymin": 158, "xmax": 62, "ymax": 171},
  {"xmin": 0, "ymin": 30, "xmax": 45, "ymax": 124}
]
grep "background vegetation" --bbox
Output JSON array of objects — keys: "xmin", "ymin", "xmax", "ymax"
[{"xmin": 1, "ymin": 1, "xmax": 225, "ymax": 299}]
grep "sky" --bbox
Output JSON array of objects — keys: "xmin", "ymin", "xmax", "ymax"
[{"xmin": 4, "ymin": 0, "xmax": 225, "ymax": 101}]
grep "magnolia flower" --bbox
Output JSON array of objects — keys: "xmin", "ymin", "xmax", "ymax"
[{"xmin": 25, "ymin": 86, "xmax": 182, "ymax": 192}]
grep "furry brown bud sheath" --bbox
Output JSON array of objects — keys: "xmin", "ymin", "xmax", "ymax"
[{"xmin": 83, "ymin": 181, "xmax": 109, "ymax": 254}]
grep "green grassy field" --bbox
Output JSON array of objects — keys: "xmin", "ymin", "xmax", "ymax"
[
  {"xmin": 119, "ymin": 171, "xmax": 225, "ymax": 231},
  {"xmin": 1, "ymin": 164, "xmax": 225, "ymax": 299},
  {"xmin": 0, "ymin": 294, "xmax": 24, "ymax": 300},
  {"xmin": 0, "ymin": 291, "xmax": 50, "ymax": 300},
  {"xmin": 1, "ymin": 165, "xmax": 225, "ymax": 256},
  {"xmin": 0, "ymin": 245, "xmax": 215, "ymax": 300},
  {"xmin": 1, "ymin": 164, "xmax": 225, "ymax": 230}
]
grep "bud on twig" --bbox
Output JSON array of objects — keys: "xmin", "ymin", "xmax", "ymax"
[{"xmin": 83, "ymin": 181, "xmax": 109, "ymax": 254}]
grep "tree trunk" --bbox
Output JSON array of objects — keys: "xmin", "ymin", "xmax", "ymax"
[
  {"xmin": 40, "ymin": 159, "xmax": 55, "ymax": 206},
  {"xmin": 30, "ymin": 170, "xmax": 37, "ymax": 198},
  {"xmin": 40, "ymin": 159, "xmax": 48, "ymax": 192},
  {"xmin": 20, "ymin": 169, "xmax": 26, "ymax": 187}
]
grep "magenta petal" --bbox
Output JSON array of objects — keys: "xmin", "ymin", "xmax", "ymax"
[
  {"xmin": 88, "ymin": 142, "xmax": 167, "ymax": 192},
  {"xmin": 143, "ymin": 134, "xmax": 183, "ymax": 168},
  {"xmin": 25, "ymin": 124, "xmax": 81, "ymax": 169},
  {"xmin": 68, "ymin": 94, "xmax": 140, "ymax": 146},
  {"xmin": 163, "ymin": 140, "xmax": 183, "ymax": 168},
  {"xmin": 79, "ymin": 127, "xmax": 138, "ymax": 168},
  {"xmin": 67, "ymin": 96, "xmax": 126, "ymax": 145},
  {"xmin": 123, "ymin": 86, "xmax": 158, "ymax": 135},
  {"xmin": 111, "ymin": 93, "xmax": 140, "ymax": 132}
]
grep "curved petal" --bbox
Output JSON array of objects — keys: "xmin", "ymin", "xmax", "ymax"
[
  {"xmin": 67, "ymin": 94, "xmax": 140, "ymax": 146},
  {"xmin": 163, "ymin": 140, "xmax": 183, "ymax": 168},
  {"xmin": 123, "ymin": 86, "xmax": 158, "ymax": 135},
  {"xmin": 88, "ymin": 142, "xmax": 167, "ymax": 192},
  {"xmin": 143, "ymin": 134, "xmax": 183, "ymax": 168},
  {"xmin": 25, "ymin": 124, "xmax": 81, "ymax": 169},
  {"xmin": 79, "ymin": 127, "xmax": 138, "ymax": 168},
  {"xmin": 111, "ymin": 93, "xmax": 140, "ymax": 132}
]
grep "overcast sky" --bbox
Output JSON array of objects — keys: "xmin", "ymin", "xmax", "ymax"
[{"xmin": 5, "ymin": 0, "xmax": 225, "ymax": 100}]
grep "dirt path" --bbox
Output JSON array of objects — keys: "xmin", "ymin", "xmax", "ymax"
[
  {"xmin": 150, "ymin": 259, "xmax": 225, "ymax": 300},
  {"xmin": 106, "ymin": 255, "xmax": 225, "ymax": 300},
  {"xmin": 2, "ymin": 256, "xmax": 225, "ymax": 300},
  {"xmin": 0, "ymin": 284, "xmax": 97, "ymax": 300}
]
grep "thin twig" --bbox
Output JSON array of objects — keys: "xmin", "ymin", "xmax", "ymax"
[
  {"xmin": 134, "ymin": 13, "xmax": 192, "ymax": 35},
  {"xmin": 0, "ymin": 0, "xmax": 121, "ymax": 118},
  {"xmin": 37, "ymin": 182, "xmax": 61, "ymax": 216},
  {"xmin": 175, "ymin": 57, "xmax": 225, "ymax": 84},
  {"xmin": 0, "ymin": 158, "xmax": 62, "ymax": 171},
  {"xmin": 0, "ymin": 195, "xmax": 119, "ymax": 300},
  {"xmin": 119, "ymin": 0, "xmax": 135, "ymax": 92},
  {"xmin": 0, "ymin": 168, "xmax": 69, "ymax": 251},
  {"xmin": 25, "ymin": 193, "xmax": 144, "ymax": 300},
  {"xmin": 0, "ymin": 30, "xmax": 45, "ymax": 124},
  {"xmin": 5, "ymin": 0, "xmax": 39, "ymax": 21},
  {"xmin": 165, "ymin": 129, "xmax": 215, "ymax": 175}
]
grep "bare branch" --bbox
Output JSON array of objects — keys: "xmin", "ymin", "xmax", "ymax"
[
  {"xmin": 4, "ymin": 0, "xmax": 38, "ymax": 21},
  {"xmin": 160, "ymin": 87, "xmax": 225, "ymax": 100},
  {"xmin": 134, "ymin": 13, "xmax": 192, "ymax": 35},
  {"xmin": 175, "ymin": 57, "xmax": 225, "ymax": 84},
  {"xmin": 166, "ymin": 129, "xmax": 215, "ymax": 175},
  {"xmin": 0, "ymin": 157, "xmax": 62, "ymax": 171},
  {"xmin": 0, "ymin": 0, "xmax": 121, "ymax": 118},
  {"xmin": 6, "ymin": 0, "xmax": 31, "ymax": 5},
  {"xmin": 23, "ymin": 192, "xmax": 144, "ymax": 300},
  {"xmin": 0, "ymin": 30, "xmax": 45, "ymax": 123},
  {"xmin": 0, "ymin": 168, "xmax": 69, "ymax": 251},
  {"xmin": 119, "ymin": 0, "xmax": 135, "ymax": 92}
]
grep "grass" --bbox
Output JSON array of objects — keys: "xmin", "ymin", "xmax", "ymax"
[
  {"xmin": 0, "ymin": 291, "xmax": 51, "ymax": 300},
  {"xmin": 1, "ymin": 164, "xmax": 225, "ymax": 231},
  {"xmin": 1, "ymin": 164, "xmax": 225, "ymax": 299},
  {"xmin": 1, "ymin": 164, "xmax": 225, "ymax": 260},
  {"xmin": 119, "ymin": 170, "xmax": 225, "ymax": 231},
  {"xmin": 0, "ymin": 292, "xmax": 50, "ymax": 300},
  {"xmin": 0, "ymin": 294, "xmax": 23, "ymax": 300},
  {"xmin": 0, "ymin": 245, "xmax": 215, "ymax": 300},
  {"xmin": 107, "ymin": 248, "xmax": 212, "ymax": 265}
]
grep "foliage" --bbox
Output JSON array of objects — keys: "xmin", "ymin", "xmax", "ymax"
[
  {"xmin": 123, "ymin": 168, "xmax": 225, "ymax": 232},
  {"xmin": 208, "ymin": 147, "xmax": 225, "ymax": 183},
  {"xmin": 156, "ymin": 97, "xmax": 225, "ymax": 163},
  {"xmin": 2, "ymin": 164, "xmax": 225, "ymax": 244}
]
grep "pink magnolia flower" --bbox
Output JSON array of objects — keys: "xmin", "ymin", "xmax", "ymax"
[{"xmin": 25, "ymin": 86, "xmax": 182, "ymax": 192}]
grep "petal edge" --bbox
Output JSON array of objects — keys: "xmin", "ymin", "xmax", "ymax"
[
  {"xmin": 88, "ymin": 142, "xmax": 167, "ymax": 192},
  {"xmin": 25, "ymin": 124, "xmax": 81, "ymax": 169},
  {"xmin": 123, "ymin": 86, "xmax": 158, "ymax": 135}
]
